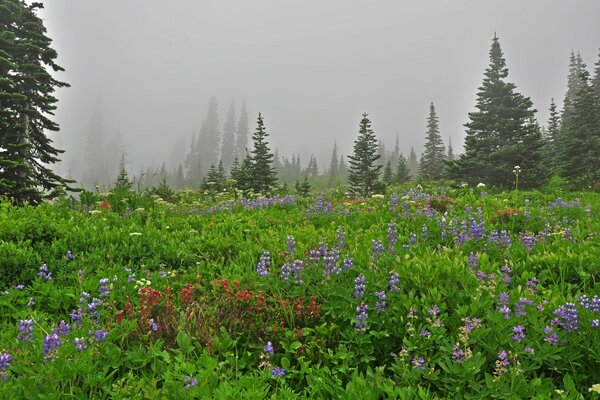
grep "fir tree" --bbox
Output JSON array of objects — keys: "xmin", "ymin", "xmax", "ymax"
[
  {"xmin": 201, "ymin": 161, "xmax": 226, "ymax": 193},
  {"xmin": 305, "ymin": 155, "xmax": 318, "ymax": 176},
  {"xmin": 347, "ymin": 113, "xmax": 383, "ymax": 196},
  {"xmin": 447, "ymin": 137, "xmax": 455, "ymax": 161},
  {"xmin": 236, "ymin": 101, "xmax": 249, "ymax": 157},
  {"xmin": 563, "ymin": 52, "xmax": 586, "ymax": 117},
  {"xmin": 557, "ymin": 67, "xmax": 600, "ymax": 184},
  {"xmin": 113, "ymin": 154, "xmax": 132, "ymax": 192},
  {"xmin": 0, "ymin": 0, "xmax": 75, "ymax": 203},
  {"xmin": 328, "ymin": 141, "xmax": 338, "ymax": 187},
  {"xmin": 419, "ymin": 102, "xmax": 446, "ymax": 180},
  {"xmin": 592, "ymin": 49, "xmax": 600, "ymax": 100},
  {"xmin": 249, "ymin": 113, "xmax": 277, "ymax": 194},
  {"xmin": 390, "ymin": 134, "xmax": 400, "ymax": 169},
  {"xmin": 197, "ymin": 97, "xmax": 220, "ymax": 172},
  {"xmin": 545, "ymin": 99, "xmax": 561, "ymax": 174},
  {"xmin": 184, "ymin": 131, "xmax": 202, "ymax": 187},
  {"xmin": 383, "ymin": 160, "xmax": 393, "ymax": 185},
  {"xmin": 175, "ymin": 164, "xmax": 185, "ymax": 189},
  {"xmin": 408, "ymin": 147, "xmax": 418, "ymax": 179},
  {"xmin": 338, "ymin": 153, "xmax": 347, "ymax": 179},
  {"xmin": 448, "ymin": 35, "xmax": 547, "ymax": 188},
  {"xmin": 295, "ymin": 176, "xmax": 311, "ymax": 197},
  {"xmin": 220, "ymin": 101, "xmax": 236, "ymax": 171},
  {"xmin": 395, "ymin": 153, "xmax": 411, "ymax": 183}
]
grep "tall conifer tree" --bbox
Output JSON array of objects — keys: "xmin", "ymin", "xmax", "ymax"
[
  {"xmin": 220, "ymin": 101, "xmax": 236, "ymax": 171},
  {"xmin": 347, "ymin": 113, "xmax": 383, "ymax": 196},
  {"xmin": 249, "ymin": 113, "xmax": 277, "ymax": 194},
  {"xmin": 448, "ymin": 35, "xmax": 546, "ymax": 188},
  {"xmin": 419, "ymin": 102, "xmax": 446, "ymax": 180},
  {"xmin": 236, "ymin": 102, "xmax": 249, "ymax": 157},
  {"xmin": 0, "ymin": 0, "xmax": 74, "ymax": 203}
]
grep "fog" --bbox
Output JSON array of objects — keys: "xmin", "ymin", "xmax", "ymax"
[{"xmin": 37, "ymin": 1, "xmax": 600, "ymax": 186}]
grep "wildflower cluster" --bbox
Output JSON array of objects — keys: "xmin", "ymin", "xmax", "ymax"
[
  {"xmin": 38, "ymin": 264, "xmax": 52, "ymax": 280},
  {"xmin": 256, "ymin": 251, "xmax": 271, "ymax": 277}
]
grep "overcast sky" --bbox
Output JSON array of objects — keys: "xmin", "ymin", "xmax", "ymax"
[{"xmin": 38, "ymin": 1, "xmax": 600, "ymax": 173}]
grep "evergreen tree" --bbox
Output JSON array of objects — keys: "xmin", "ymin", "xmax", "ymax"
[
  {"xmin": 448, "ymin": 35, "xmax": 547, "ymax": 188},
  {"xmin": 557, "ymin": 67, "xmax": 600, "ymax": 184},
  {"xmin": 236, "ymin": 101, "xmax": 249, "ymax": 157},
  {"xmin": 395, "ymin": 153, "xmax": 411, "ymax": 183},
  {"xmin": 347, "ymin": 113, "xmax": 383, "ymax": 196},
  {"xmin": 419, "ymin": 102, "xmax": 446, "ymax": 180},
  {"xmin": 197, "ymin": 97, "xmax": 220, "ymax": 172},
  {"xmin": 305, "ymin": 155, "xmax": 318, "ymax": 176},
  {"xmin": 220, "ymin": 101, "xmax": 236, "ymax": 171},
  {"xmin": 382, "ymin": 160, "xmax": 393, "ymax": 185},
  {"xmin": 563, "ymin": 52, "xmax": 586, "ymax": 117},
  {"xmin": 338, "ymin": 153, "xmax": 347, "ymax": 179},
  {"xmin": 175, "ymin": 164, "xmax": 185, "ymax": 189},
  {"xmin": 545, "ymin": 99, "xmax": 561, "ymax": 173},
  {"xmin": 0, "ymin": 0, "xmax": 75, "ymax": 203},
  {"xmin": 328, "ymin": 141, "xmax": 338, "ymax": 187},
  {"xmin": 390, "ymin": 134, "xmax": 400, "ymax": 169},
  {"xmin": 113, "ymin": 154, "xmax": 132, "ymax": 192},
  {"xmin": 377, "ymin": 139, "xmax": 386, "ymax": 162},
  {"xmin": 184, "ymin": 131, "xmax": 202, "ymax": 187},
  {"xmin": 408, "ymin": 147, "xmax": 419, "ymax": 179},
  {"xmin": 201, "ymin": 161, "xmax": 226, "ymax": 193},
  {"xmin": 295, "ymin": 176, "xmax": 311, "ymax": 197},
  {"xmin": 592, "ymin": 49, "xmax": 600, "ymax": 100},
  {"xmin": 447, "ymin": 137, "xmax": 455, "ymax": 161},
  {"xmin": 249, "ymin": 113, "xmax": 277, "ymax": 194}
]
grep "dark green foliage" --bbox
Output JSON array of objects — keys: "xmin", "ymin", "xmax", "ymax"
[
  {"xmin": 382, "ymin": 160, "xmax": 393, "ymax": 185},
  {"xmin": 448, "ymin": 35, "xmax": 547, "ymax": 188},
  {"xmin": 394, "ymin": 153, "xmax": 411, "ymax": 183},
  {"xmin": 556, "ymin": 67, "xmax": 600, "ymax": 185},
  {"xmin": 201, "ymin": 161, "xmax": 227, "ymax": 194},
  {"xmin": 295, "ymin": 176, "xmax": 311, "ymax": 197},
  {"xmin": 408, "ymin": 147, "xmax": 418, "ymax": 179},
  {"xmin": 562, "ymin": 52, "xmax": 586, "ymax": 117},
  {"xmin": 593, "ymin": 49, "xmax": 600, "ymax": 100},
  {"xmin": 248, "ymin": 113, "xmax": 277, "ymax": 194},
  {"xmin": 328, "ymin": 141, "xmax": 338, "ymax": 187},
  {"xmin": 183, "ymin": 132, "xmax": 202, "ymax": 187},
  {"xmin": 0, "ymin": 0, "xmax": 74, "ymax": 204},
  {"xmin": 419, "ymin": 102, "xmax": 446, "ymax": 180},
  {"xmin": 347, "ymin": 113, "xmax": 383, "ymax": 196},
  {"xmin": 545, "ymin": 99, "xmax": 561, "ymax": 174},
  {"xmin": 447, "ymin": 137, "xmax": 454, "ymax": 162}
]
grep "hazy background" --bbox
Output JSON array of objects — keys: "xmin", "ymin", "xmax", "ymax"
[{"xmin": 37, "ymin": 1, "xmax": 600, "ymax": 183}]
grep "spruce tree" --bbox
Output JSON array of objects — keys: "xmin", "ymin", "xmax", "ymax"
[
  {"xmin": 563, "ymin": 52, "xmax": 586, "ymax": 117},
  {"xmin": 419, "ymin": 102, "xmax": 446, "ymax": 180},
  {"xmin": 448, "ymin": 35, "xmax": 547, "ymax": 188},
  {"xmin": 197, "ymin": 97, "xmax": 220, "ymax": 172},
  {"xmin": 328, "ymin": 141, "xmax": 338, "ymax": 187},
  {"xmin": 557, "ymin": 67, "xmax": 600, "ymax": 184},
  {"xmin": 383, "ymin": 160, "xmax": 393, "ymax": 185},
  {"xmin": 220, "ymin": 101, "xmax": 236, "ymax": 171},
  {"xmin": 447, "ymin": 137, "xmax": 455, "ymax": 161},
  {"xmin": 347, "ymin": 113, "xmax": 383, "ymax": 196},
  {"xmin": 545, "ymin": 99, "xmax": 561, "ymax": 174},
  {"xmin": 0, "ymin": 0, "xmax": 75, "ymax": 203},
  {"xmin": 395, "ymin": 153, "xmax": 411, "ymax": 183},
  {"xmin": 408, "ymin": 147, "xmax": 418, "ymax": 179},
  {"xmin": 306, "ymin": 155, "xmax": 318, "ymax": 176},
  {"xmin": 249, "ymin": 113, "xmax": 277, "ymax": 194},
  {"xmin": 236, "ymin": 102, "xmax": 249, "ymax": 157},
  {"xmin": 592, "ymin": 49, "xmax": 600, "ymax": 100},
  {"xmin": 184, "ymin": 131, "xmax": 202, "ymax": 187}
]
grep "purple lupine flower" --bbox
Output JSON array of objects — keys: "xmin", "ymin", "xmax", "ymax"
[
  {"xmin": 42, "ymin": 333, "xmax": 62, "ymax": 361},
  {"xmin": 264, "ymin": 341, "xmax": 274, "ymax": 357},
  {"xmin": 66, "ymin": 251, "xmax": 73, "ymax": 261},
  {"xmin": 342, "ymin": 257, "xmax": 353, "ymax": 271},
  {"xmin": 411, "ymin": 357, "xmax": 425, "ymax": 370},
  {"xmin": 524, "ymin": 348, "xmax": 535, "ymax": 353},
  {"xmin": 421, "ymin": 225, "xmax": 429, "ymax": 241},
  {"xmin": 0, "ymin": 352, "xmax": 12, "ymax": 381},
  {"xmin": 148, "ymin": 319, "xmax": 159, "ymax": 332},
  {"xmin": 184, "ymin": 376, "xmax": 198, "ymax": 390},
  {"xmin": 38, "ymin": 264, "xmax": 52, "ymax": 280},
  {"xmin": 95, "ymin": 330, "xmax": 109, "ymax": 341},
  {"xmin": 512, "ymin": 325, "xmax": 525, "ymax": 343},
  {"xmin": 292, "ymin": 260, "xmax": 304, "ymax": 284},
  {"xmin": 336, "ymin": 226, "xmax": 346, "ymax": 251},
  {"xmin": 280, "ymin": 263, "xmax": 292, "ymax": 283},
  {"xmin": 500, "ymin": 266, "xmax": 512, "ymax": 285},
  {"xmin": 53, "ymin": 320, "xmax": 70, "ymax": 336},
  {"xmin": 497, "ymin": 351, "xmax": 509, "ymax": 366},
  {"xmin": 428, "ymin": 305, "xmax": 440, "ymax": 316},
  {"xmin": 271, "ymin": 368, "xmax": 285, "ymax": 378},
  {"xmin": 591, "ymin": 319, "xmax": 600, "ymax": 329},
  {"xmin": 375, "ymin": 291, "xmax": 386, "ymax": 314},
  {"xmin": 420, "ymin": 329, "xmax": 431, "ymax": 337},
  {"xmin": 256, "ymin": 251, "xmax": 271, "ymax": 277},
  {"xmin": 515, "ymin": 297, "xmax": 535, "ymax": 317},
  {"xmin": 526, "ymin": 278, "xmax": 538, "ymax": 293},
  {"xmin": 467, "ymin": 252, "xmax": 479, "ymax": 269},
  {"xmin": 452, "ymin": 345, "xmax": 465, "ymax": 363},
  {"xmin": 497, "ymin": 292, "xmax": 511, "ymax": 319},
  {"xmin": 387, "ymin": 223, "xmax": 398, "ymax": 255},
  {"xmin": 87, "ymin": 297, "xmax": 101, "ymax": 321},
  {"xmin": 70, "ymin": 307, "xmax": 83, "ymax": 325},
  {"xmin": 286, "ymin": 235, "xmax": 295, "ymax": 255},
  {"xmin": 17, "ymin": 320, "xmax": 34, "ymax": 342},
  {"xmin": 544, "ymin": 326, "xmax": 558, "ymax": 345},
  {"xmin": 370, "ymin": 240, "xmax": 384, "ymax": 261},
  {"xmin": 388, "ymin": 272, "xmax": 400, "ymax": 292},
  {"xmin": 74, "ymin": 337, "xmax": 87, "ymax": 351},
  {"xmin": 98, "ymin": 278, "xmax": 111, "ymax": 298},
  {"xmin": 578, "ymin": 295, "xmax": 600, "ymax": 313},
  {"xmin": 355, "ymin": 303, "xmax": 369, "ymax": 334},
  {"xmin": 354, "ymin": 275, "xmax": 366, "ymax": 299},
  {"xmin": 408, "ymin": 232, "xmax": 417, "ymax": 245},
  {"xmin": 26, "ymin": 297, "xmax": 35, "ymax": 308},
  {"xmin": 553, "ymin": 303, "xmax": 579, "ymax": 332},
  {"xmin": 519, "ymin": 232, "xmax": 537, "ymax": 252},
  {"xmin": 462, "ymin": 317, "xmax": 481, "ymax": 333},
  {"xmin": 128, "ymin": 274, "xmax": 136, "ymax": 283}
]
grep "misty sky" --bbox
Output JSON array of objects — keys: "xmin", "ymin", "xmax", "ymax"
[{"xmin": 38, "ymin": 1, "xmax": 600, "ymax": 174}]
